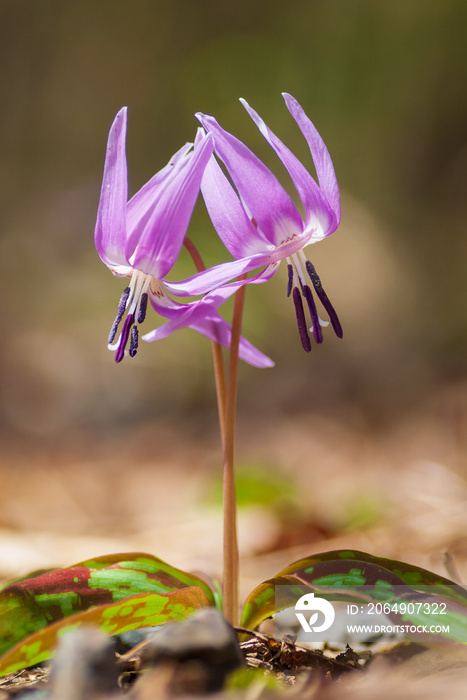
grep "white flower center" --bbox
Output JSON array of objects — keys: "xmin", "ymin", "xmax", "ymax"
[{"xmin": 107, "ymin": 270, "xmax": 156, "ymax": 362}]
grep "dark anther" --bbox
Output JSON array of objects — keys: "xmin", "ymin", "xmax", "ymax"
[
  {"xmin": 305, "ymin": 261, "xmax": 321, "ymax": 289},
  {"xmin": 108, "ymin": 286, "xmax": 130, "ymax": 344},
  {"xmin": 305, "ymin": 261, "xmax": 343, "ymax": 338},
  {"xmin": 286, "ymin": 264, "xmax": 294, "ymax": 298},
  {"xmin": 302, "ymin": 285, "xmax": 323, "ymax": 343},
  {"xmin": 115, "ymin": 313, "xmax": 134, "ymax": 363},
  {"xmin": 292, "ymin": 287, "xmax": 311, "ymax": 352},
  {"xmin": 108, "ymin": 319, "xmax": 119, "ymax": 346},
  {"xmin": 129, "ymin": 324, "xmax": 139, "ymax": 357},
  {"xmin": 118, "ymin": 286, "xmax": 131, "ymax": 313},
  {"xmin": 137, "ymin": 292, "xmax": 148, "ymax": 324}
]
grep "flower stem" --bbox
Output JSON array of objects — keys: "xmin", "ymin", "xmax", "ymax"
[
  {"xmin": 222, "ymin": 275, "xmax": 246, "ymax": 626},
  {"xmin": 183, "ymin": 238, "xmax": 226, "ymax": 442},
  {"xmin": 183, "ymin": 237, "xmax": 245, "ymax": 626}
]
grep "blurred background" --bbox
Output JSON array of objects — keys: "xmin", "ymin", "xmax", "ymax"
[{"xmin": 1, "ymin": 0, "xmax": 467, "ymax": 588}]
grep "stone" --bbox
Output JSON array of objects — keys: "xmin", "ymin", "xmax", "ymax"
[
  {"xmin": 137, "ymin": 608, "xmax": 243, "ymax": 693},
  {"xmin": 49, "ymin": 626, "xmax": 121, "ymax": 700}
]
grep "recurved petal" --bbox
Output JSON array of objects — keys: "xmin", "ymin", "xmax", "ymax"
[
  {"xmin": 94, "ymin": 107, "xmax": 129, "ymax": 268},
  {"xmin": 143, "ymin": 296, "xmax": 273, "ymax": 368},
  {"xmin": 201, "ymin": 153, "xmax": 270, "ymax": 258},
  {"xmin": 164, "ymin": 231, "xmax": 310, "ymax": 297},
  {"xmin": 149, "ymin": 268, "xmax": 272, "ymax": 333},
  {"xmin": 126, "ymin": 142, "xmax": 192, "ymax": 242},
  {"xmin": 127, "ymin": 132, "xmax": 214, "ymax": 279},
  {"xmin": 195, "ymin": 112, "xmax": 303, "ymax": 248},
  {"xmin": 186, "ymin": 264, "xmax": 280, "ymax": 306},
  {"xmin": 191, "ymin": 314, "xmax": 274, "ymax": 368},
  {"xmin": 240, "ymin": 98, "xmax": 335, "ymax": 238},
  {"xmin": 282, "ymin": 93, "xmax": 341, "ymax": 229}
]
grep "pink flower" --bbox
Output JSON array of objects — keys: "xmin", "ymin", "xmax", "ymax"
[
  {"xmin": 95, "ymin": 108, "xmax": 272, "ymax": 368},
  {"xmin": 170, "ymin": 94, "xmax": 342, "ymax": 352}
]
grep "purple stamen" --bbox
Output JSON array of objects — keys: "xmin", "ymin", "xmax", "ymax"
[
  {"xmin": 292, "ymin": 287, "xmax": 311, "ymax": 352},
  {"xmin": 302, "ymin": 285, "xmax": 323, "ymax": 343},
  {"xmin": 115, "ymin": 313, "xmax": 135, "ymax": 363},
  {"xmin": 129, "ymin": 324, "xmax": 139, "ymax": 357},
  {"xmin": 286, "ymin": 264, "xmax": 294, "ymax": 298},
  {"xmin": 108, "ymin": 286, "xmax": 130, "ymax": 344},
  {"xmin": 137, "ymin": 292, "xmax": 148, "ymax": 324},
  {"xmin": 305, "ymin": 261, "xmax": 343, "ymax": 338}
]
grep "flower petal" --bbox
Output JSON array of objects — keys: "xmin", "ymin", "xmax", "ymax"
[
  {"xmin": 195, "ymin": 112, "xmax": 303, "ymax": 247},
  {"xmin": 192, "ymin": 314, "xmax": 274, "ymax": 368},
  {"xmin": 150, "ymin": 266, "xmax": 274, "ymax": 333},
  {"xmin": 165, "ymin": 231, "xmax": 310, "ymax": 297},
  {"xmin": 240, "ymin": 98, "xmax": 336, "ymax": 238},
  {"xmin": 282, "ymin": 93, "xmax": 341, "ymax": 228},
  {"xmin": 94, "ymin": 107, "xmax": 129, "ymax": 268},
  {"xmin": 143, "ymin": 294, "xmax": 273, "ymax": 368},
  {"xmin": 125, "ymin": 142, "xmax": 192, "ymax": 246},
  {"xmin": 201, "ymin": 153, "xmax": 270, "ymax": 258},
  {"xmin": 126, "ymin": 132, "xmax": 214, "ymax": 278}
]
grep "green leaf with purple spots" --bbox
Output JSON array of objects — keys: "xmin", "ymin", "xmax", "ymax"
[
  {"xmin": 241, "ymin": 549, "xmax": 467, "ymax": 636},
  {"xmin": 0, "ymin": 552, "xmax": 216, "ymax": 663},
  {"xmin": 0, "ymin": 586, "xmax": 212, "ymax": 676}
]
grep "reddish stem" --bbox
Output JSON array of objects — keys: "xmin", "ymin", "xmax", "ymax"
[{"xmin": 183, "ymin": 237, "xmax": 226, "ymax": 442}]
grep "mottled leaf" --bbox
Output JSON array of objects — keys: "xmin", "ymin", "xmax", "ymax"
[
  {"xmin": 0, "ymin": 586, "xmax": 211, "ymax": 676},
  {"xmin": 278, "ymin": 549, "xmax": 464, "ymax": 589},
  {"xmin": 241, "ymin": 549, "xmax": 467, "ymax": 641},
  {"xmin": 0, "ymin": 552, "xmax": 215, "ymax": 660}
]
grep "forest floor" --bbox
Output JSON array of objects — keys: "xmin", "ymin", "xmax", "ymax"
[{"xmin": 1, "ymin": 383, "xmax": 467, "ymax": 698}]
